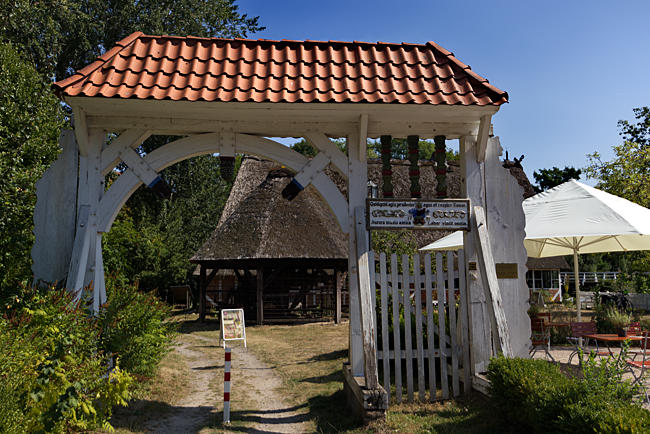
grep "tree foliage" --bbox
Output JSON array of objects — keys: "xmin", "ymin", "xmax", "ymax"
[
  {"xmin": 532, "ymin": 166, "xmax": 582, "ymax": 193},
  {"xmin": 584, "ymin": 107, "xmax": 650, "ymax": 280},
  {"xmin": 103, "ymin": 153, "xmax": 233, "ymax": 292},
  {"xmin": 586, "ymin": 108, "xmax": 650, "ymax": 208},
  {"xmin": 0, "ymin": 1, "xmax": 262, "ymax": 295},
  {"xmin": 0, "ymin": 43, "xmax": 64, "ymax": 294},
  {"xmin": 1, "ymin": 0, "xmax": 264, "ymax": 80}
]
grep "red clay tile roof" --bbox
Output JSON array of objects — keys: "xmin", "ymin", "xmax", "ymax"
[{"xmin": 53, "ymin": 32, "xmax": 508, "ymax": 105}]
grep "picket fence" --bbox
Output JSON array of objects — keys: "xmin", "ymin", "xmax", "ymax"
[{"xmin": 369, "ymin": 250, "xmax": 471, "ymax": 403}]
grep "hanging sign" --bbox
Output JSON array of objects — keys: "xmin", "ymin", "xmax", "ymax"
[
  {"xmin": 221, "ymin": 309, "xmax": 247, "ymax": 348},
  {"xmin": 366, "ymin": 198, "xmax": 470, "ymax": 230}
]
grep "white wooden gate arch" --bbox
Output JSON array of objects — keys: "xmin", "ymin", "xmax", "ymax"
[
  {"xmin": 98, "ymin": 132, "xmax": 348, "ymax": 234},
  {"xmin": 32, "ymin": 33, "xmax": 532, "ymax": 419}
]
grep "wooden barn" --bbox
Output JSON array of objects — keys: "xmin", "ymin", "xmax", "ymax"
[{"xmin": 191, "ymin": 156, "xmax": 349, "ymax": 324}]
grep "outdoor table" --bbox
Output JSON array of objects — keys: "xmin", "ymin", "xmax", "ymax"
[{"xmin": 583, "ymin": 333, "xmax": 643, "ymax": 357}]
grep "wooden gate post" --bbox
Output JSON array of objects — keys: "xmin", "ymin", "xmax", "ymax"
[{"xmin": 459, "ymin": 135, "xmax": 492, "ymax": 373}]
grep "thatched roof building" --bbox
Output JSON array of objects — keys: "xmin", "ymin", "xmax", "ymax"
[
  {"xmin": 191, "ymin": 153, "xmax": 540, "ymax": 322},
  {"xmin": 191, "ymin": 159, "xmax": 347, "ymax": 267}
]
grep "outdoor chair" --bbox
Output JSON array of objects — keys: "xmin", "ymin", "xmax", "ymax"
[
  {"xmin": 627, "ymin": 322, "xmax": 648, "ymax": 360},
  {"xmin": 530, "ymin": 317, "xmax": 555, "ymax": 362},
  {"xmin": 626, "ymin": 331, "xmax": 650, "ymax": 403},
  {"xmin": 566, "ymin": 321, "xmax": 608, "ymax": 365}
]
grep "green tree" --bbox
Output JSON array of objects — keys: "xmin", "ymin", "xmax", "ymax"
[
  {"xmin": 103, "ymin": 154, "xmax": 233, "ymax": 292},
  {"xmin": 1, "ymin": 0, "xmax": 264, "ymax": 80},
  {"xmin": 584, "ymin": 107, "xmax": 650, "ymax": 278},
  {"xmin": 0, "ymin": 44, "xmax": 64, "ymax": 295},
  {"xmin": 532, "ymin": 166, "xmax": 582, "ymax": 193}
]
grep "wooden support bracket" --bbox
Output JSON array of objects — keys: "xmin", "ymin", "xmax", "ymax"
[
  {"xmin": 475, "ymin": 115, "xmax": 491, "ymax": 162},
  {"xmin": 304, "ymin": 132, "xmax": 349, "ymax": 178},
  {"xmin": 119, "ymin": 148, "xmax": 160, "ymax": 186},
  {"xmin": 293, "ymin": 152, "xmax": 331, "ymax": 188},
  {"xmin": 471, "ymin": 205, "xmax": 513, "ymax": 357},
  {"xmin": 100, "ymin": 129, "xmax": 151, "ymax": 175}
]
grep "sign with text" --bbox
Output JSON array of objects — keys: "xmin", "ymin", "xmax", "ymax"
[
  {"xmin": 366, "ymin": 198, "xmax": 470, "ymax": 230},
  {"xmin": 221, "ymin": 309, "xmax": 247, "ymax": 348}
]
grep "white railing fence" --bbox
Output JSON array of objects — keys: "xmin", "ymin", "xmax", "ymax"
[{"xmin": 370, "ymin": 250, "xmax": 471, "ymax": 403}]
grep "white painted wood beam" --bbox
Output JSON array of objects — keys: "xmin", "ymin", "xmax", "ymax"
[
  {"xmin": 67, "ymin": 205, "xmax": 90, "ymax": 302},
  {"xmin": 72, "ymin": 106, "xmax": 89, "ymax": 154},
  {"xmin": 292, "ymin": 152, "xmax": 331, "ymax": 190},
  {"xmin": 304, "ymin": 132, "xmax": 348, "ymax": 178},
  {"xmin": 101, "ymin": 129, "xmax": 151, "ymax": 176},
  {"xmin": 119, "ymin": 147, "xmax": 160, "ymax": 187},
  {"xmin": 355, "ymin": 206, "xmax": 379, "ymax": 389},
  {"xmin": 358, "ymin": 113, "xmax": 368, "ymax": 161},
  {"xmin": 475, "ymin": 115, "xmax": 492, "ymax": 162},
  {"xmin": 86, "ymin": 116, "xmax": 480, "ymax": 139},
  {"xmin": 472, "ymin": 205, "xmax": 513, "ymax": 357},
  {"xmin": 219, "ymin": 129, "xmax": 235, "ymax": 156}
]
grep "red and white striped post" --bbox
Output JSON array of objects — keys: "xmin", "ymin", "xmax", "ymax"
[{"xmin": 223, "ymin": 347, "xmax": 231, "ymax": 424}]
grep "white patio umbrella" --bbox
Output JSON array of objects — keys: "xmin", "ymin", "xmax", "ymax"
[{"xmin": 421, "ymin": 180, "xmax": 650, "ymax": 321}]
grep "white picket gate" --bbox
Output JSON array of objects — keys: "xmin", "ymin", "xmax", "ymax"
[{"xmin": 370, "ymin": 250, "xmax": 471, "ymax": 403}]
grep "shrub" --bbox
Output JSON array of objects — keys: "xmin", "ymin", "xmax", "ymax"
[
  {"xmin": 98, "ymin": 281, "xmax": 176, "ymax": 378},
  {"xmin": 488, "ymin": 353, "xmax": 650, "ymax": 433},
  {"xmin": 0, "ymin": 286, "xmax": 132, "ymax": 433}
]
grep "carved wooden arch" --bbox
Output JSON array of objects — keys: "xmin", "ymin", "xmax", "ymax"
[{"xmin": 98, "ymin": 132, "xmax": 349, "ymax": 234}]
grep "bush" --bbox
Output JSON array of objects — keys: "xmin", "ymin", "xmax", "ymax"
[
  {"xmin": 0, "ymin": 286, "xmax": 132, "ymax": 433},
  {"xmin": 488, "ymin": 353, "xmax": 650, "ymax": 433},
  {"xmin": 98, "ymin": 281, "xmax": 176, "ymax": 378}
]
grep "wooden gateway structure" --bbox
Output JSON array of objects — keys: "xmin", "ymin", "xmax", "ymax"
[{"xmin": 33, "ymin": 32, "xmax": 531, "ymax": 420}]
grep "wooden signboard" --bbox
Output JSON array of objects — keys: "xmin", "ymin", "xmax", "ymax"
[
  {"xmin": 366, "ymin": 198, "xmax": 470, "ymax": 230},
  {"xmin": 221, "ymin": 309, "xmax": 247, "ymax": 348}
]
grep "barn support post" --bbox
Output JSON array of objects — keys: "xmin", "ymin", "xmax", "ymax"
[
  {"xmin": 257, "ymin": 268, "xmax": 264, "ymax": 325},
  {"xmin": 335, "ymin": 270, "xmax": 344, "ymax": 324},
  {"xmin": 199, "ymin": 265, "xmax": 207, "ymax": 321}
]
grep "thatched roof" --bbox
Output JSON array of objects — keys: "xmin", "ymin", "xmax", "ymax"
[
  {"xmin": 526, "ymin": 256, "xmax": 571, "ymax": 270},
  {"xmin": 191, "ymin": 157, "xmax": 348, "ymax": 264},
  {"xmin": 191, "ymin": 154, "xmax": 535, "ymax": 263}
]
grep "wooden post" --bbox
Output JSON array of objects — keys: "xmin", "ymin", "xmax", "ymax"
[
  {"xmin": 347, "ymin": 117, "xmax": 368, "ymax": 377},
  {"xmin": 459, "ymin": 135, "xmax": 492, "ymax": 373},
  {"xmin": 335, "ymin": 270, "xmax": 343, "ymax": 324},
  {"xmin": 257, "ymin": 268, "xmax": 264, "ymax": 325},
  {"xmin": 355, "ymin": 207, "xmax": 379, "ymax": 389},
  {"xmin": 472, "ymin": 206, "xmax": 513, "ymax": 357},
  {"xmin": 199, "ymin": 265, "xmax": 207, "ymax": 321}
]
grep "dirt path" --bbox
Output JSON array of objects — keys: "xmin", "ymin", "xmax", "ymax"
[
  {"xmin": 145, "ymin": 336, "xmax": 219, "ymax": 433},
  {"xmin": 144, "ymin": 331, "xmax": 312, "ymax": 433},
  {"xmin": 228, "ymin": 343, "xmax": 311, "ymax": 433}
]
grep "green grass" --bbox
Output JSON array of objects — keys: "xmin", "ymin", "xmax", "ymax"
[{"xmin": 361, "ymin": 394, "xmax": 511, "ymax": 434}]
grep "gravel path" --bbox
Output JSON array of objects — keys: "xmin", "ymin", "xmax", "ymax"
[{"xmin": 143, "ymin": 331, "xmax": 311, "ymax": 433}]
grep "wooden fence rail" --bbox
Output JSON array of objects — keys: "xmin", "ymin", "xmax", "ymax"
[{"xmin": 371, "ymin": 250, "xmax": 470, "ymax": 404}]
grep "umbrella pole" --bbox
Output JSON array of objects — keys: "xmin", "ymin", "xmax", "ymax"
[{"xmin": 574, "ymin": 250, "xmax": 581, "ymax": 323}]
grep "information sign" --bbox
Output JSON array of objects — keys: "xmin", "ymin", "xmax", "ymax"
[
  {"xmin": 366, "ymin": 198, "xmax": 470, "ymax": 230},
  {"xmin": 220, "ymin": 309, "xmax": 247, "ymax": 348}
]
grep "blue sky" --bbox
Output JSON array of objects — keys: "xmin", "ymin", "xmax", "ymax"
[{"xmin": 238, "ymin": 0, "xmax": 650, "ymax": 185}]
